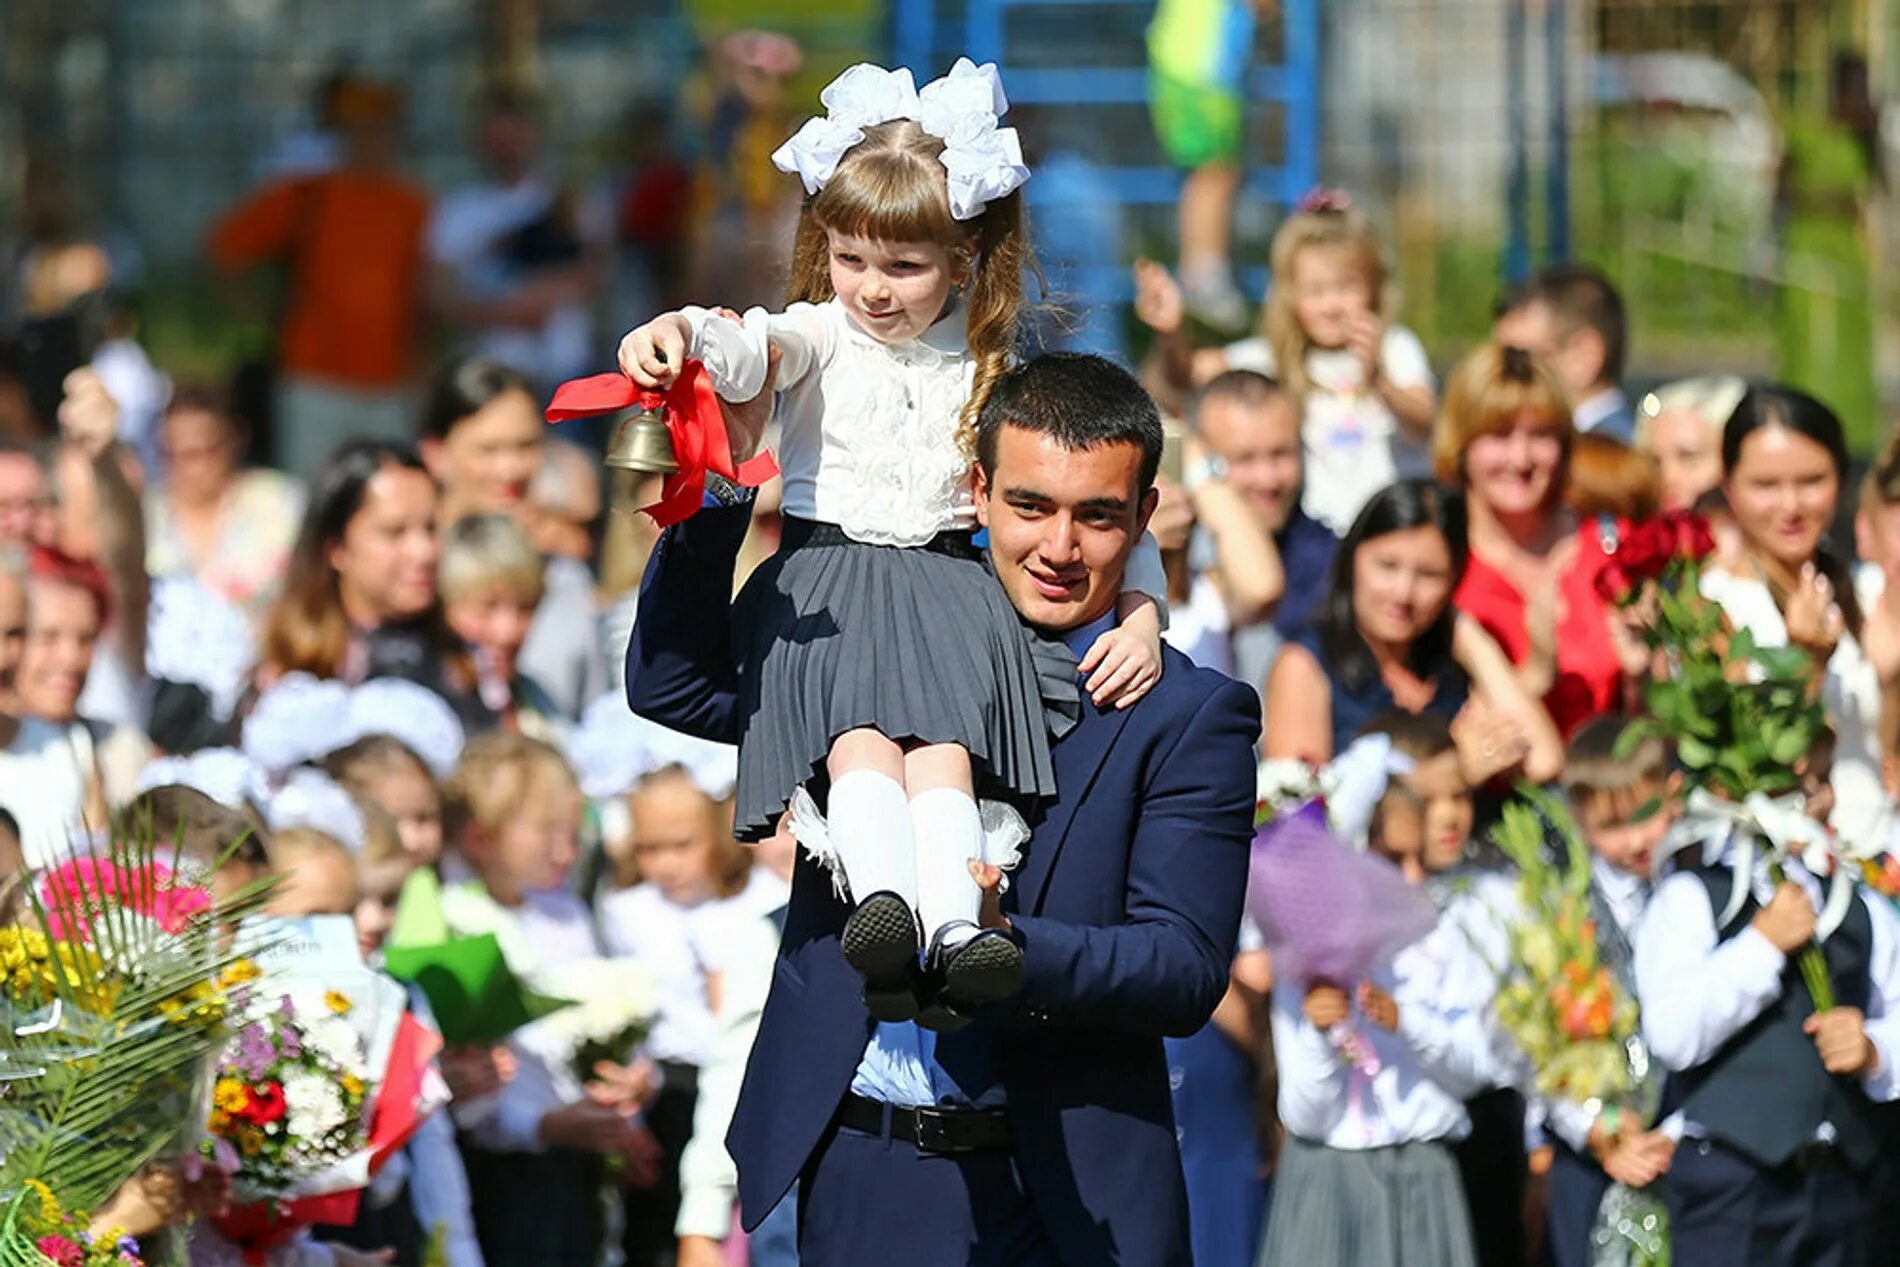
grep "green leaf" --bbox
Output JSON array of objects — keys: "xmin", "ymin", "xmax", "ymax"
[{"xmin": 1679, "ymin": 735, "xmax": 1715, "ymax": 768}]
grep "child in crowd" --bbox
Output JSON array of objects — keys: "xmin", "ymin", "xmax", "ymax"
[
  {"xmin": 600, "ymin": 763, "xmax": 764, "ymax": 1267},
  {"xmin": 1366, "ymin": 711, "xmax": 1474, "ymax": 881},
  {"xmin": 1136, "ymin": 191, "xmax": 1436, "ymax": 534},
  {"xmin": 325, "ymin": 734, "xmax": 444, "ymax": 866},
  {"xmin": 440, "ymin": 731, "xmax": 650, "ymax": 1267},
  {"xmin": 1262, "ymin": 748, "xmax": 1498, "ymax": 1267},
  {"xmin": 122, "ymin": 783, "xmax": 271, "ymax": 907},
  {"xmin": 1635, "ymin": 735, "xmax": 1900, "ymax": 1267},
  {"xmin": 265, "ymin": 825, "xmax": 360, "ymax": 918},
  {"xmin": 619, "ymin": 58, "xmax": 1165, "ymax": 1020},
  {"xmin": 437, "ymin": 515, "xmax": 562, "ymax": 741},
  {"xmin": 1541, "ymin": 717, "xmax": 1678, "ymax": 1267}
]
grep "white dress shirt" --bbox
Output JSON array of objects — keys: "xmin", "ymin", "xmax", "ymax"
[{"xmin": 1634, "ymin": 853, "xmax": 1900, "ymax": 1118}]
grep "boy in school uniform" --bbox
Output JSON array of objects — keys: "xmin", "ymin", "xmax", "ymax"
[
  {"xmin": 1635, "ymin": 733, "xmax": 1900, "ymax": 1267},
  {"xmin": 1541, "ymin": 718, "xmax": 1678, "ymax": 1267}
]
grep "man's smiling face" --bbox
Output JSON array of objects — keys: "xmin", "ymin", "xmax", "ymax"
[{"xmin": 975, "ymin": 423, "xmax": 1156, "ymax": 633}]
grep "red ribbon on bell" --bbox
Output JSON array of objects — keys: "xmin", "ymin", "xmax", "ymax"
[{"xmin": 545, "ymin": 361, "xmax": 779, "ymax": 527}]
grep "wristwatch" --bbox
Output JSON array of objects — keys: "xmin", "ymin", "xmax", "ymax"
[
  {"xmin": 1183, "ymin": 453, "xmax": 1229, "ymax": 495},
  {"xmin": 701, "ymin": 474, "xmax": 758, "ymax": 508}
]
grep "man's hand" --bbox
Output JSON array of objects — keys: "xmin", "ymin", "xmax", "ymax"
[
  {"xmin": 1751, "ymin": 882, "xmax": 1817, "ymax": 954},
  {"xmin": 1805, "ymin": 1007, "xmax": 1881, "ymax": 1076},
  {"xmin": 1303, "ymin": 983, "xmax": 1349, "ymax": 1031}
]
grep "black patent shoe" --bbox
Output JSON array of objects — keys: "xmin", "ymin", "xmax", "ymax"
[
  {"xmin": 930, "ymin": 923, "xmax": 1026, "ymax": 1013},
  {"xmin": 843, "ymin": 891, "xmax": 924, "ymax": 1022}
]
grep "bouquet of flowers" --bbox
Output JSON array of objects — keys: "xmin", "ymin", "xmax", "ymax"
[
  {"xmin": 200, "ymin": 918, "xmax": 446, "ymax": 1263},
  {"xmin": 1490, "ymin": 787, "xmax": 1667, "ymax": 1267},
  {"xmin": 7, "ymin": 1181, "xmax": 146, "ymax": 1267},
  {"xmin": 0, "ymin": 820, "xmax": 276, "ymax": 1265},
  {"xmin": 204, "ymin": 988, "xmax": 374, "ymax": 1205},
  {"xmin": 1249, "ymin": 741, "xmax": 1441, "ymax": 1073},
  {"xmin": 1489, "ymin": 787, "xmax": 1642, "ymax": 1106},
  {"xmin": 1599, "ymin": 509, "xmax": 1847, "ymax": 1010},
  {"xmin": 531, "ymin": 957, "xmax": 658, "ymax": 1082}
]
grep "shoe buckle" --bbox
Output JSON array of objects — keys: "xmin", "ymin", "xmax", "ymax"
[{"xmin": 913, "ymin": 1106, "xmax": 973, "ymax": 1155}]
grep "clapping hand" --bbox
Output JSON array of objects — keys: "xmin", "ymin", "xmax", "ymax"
[
  {"xmin": 1346, "ymin": 310, "xmax": 1385, "ymax": 383},
  {"xmin": 1133, "ymin": 259, "xmax": 1185, "ymax": 336},
  {"xmin": 1783, "ymin": 563, "xmax": 1845, "ymax": 657}
]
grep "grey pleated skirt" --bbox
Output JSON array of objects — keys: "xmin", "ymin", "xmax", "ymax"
[
  {"xmin": 1258, "ymin": 1136, "xmax": 1478, "ymax": 1267},
  {"xmin": 729, "ymin": 517, "xmax": 1081, "ymax": 841}
]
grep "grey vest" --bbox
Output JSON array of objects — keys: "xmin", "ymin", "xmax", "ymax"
[{"xmin": 1666, "ymin": 866, "xmax": 1879, "ymax": 1169}]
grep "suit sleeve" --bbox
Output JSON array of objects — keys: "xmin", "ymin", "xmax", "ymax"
[
  {"xmin": 1006, "ymin": 678, "xmax": 1260, "ymax": 1037},
  {"xmin": 624, "ymin": 501, "xmax": 754, "ymax": 744}
]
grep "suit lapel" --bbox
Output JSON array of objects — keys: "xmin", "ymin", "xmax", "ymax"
[{"xmin": 1017, "ymin": 703, "xmax": 1136, "ymax": 915}]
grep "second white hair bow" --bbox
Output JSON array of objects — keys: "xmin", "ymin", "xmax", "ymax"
[{"xmin": 771, "ymin": 57, "xmax": 1029, "ymax": 221}]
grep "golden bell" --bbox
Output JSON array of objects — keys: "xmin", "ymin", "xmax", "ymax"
[{"xmin": 604, "ymin": 394, "xmax": 679, "ymax": 475}]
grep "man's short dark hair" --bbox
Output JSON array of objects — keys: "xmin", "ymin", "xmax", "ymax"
[
  {"xmin": 1499, "ymin": 264, "xmax": 1628, "ymax": 384},
  {"xmin": 1192, "ymin": 369, "xmax": 1292, "ymax": 428},
  {"xmin": 975, "ymin": 353, "xmax": 1164, "ymax": 491}
]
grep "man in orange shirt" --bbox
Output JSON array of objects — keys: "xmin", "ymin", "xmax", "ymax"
[{"xmin": 210, "ymin": 77, "xmax": 430, "ymax": 480}]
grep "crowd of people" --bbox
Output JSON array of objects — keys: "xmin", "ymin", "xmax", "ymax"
[{"xmin": 1, "ymin": 27, "xmax": 1898, "ymax": 1267}]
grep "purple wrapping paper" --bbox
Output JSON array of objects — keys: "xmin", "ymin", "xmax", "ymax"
[{"xmin": 1247, "ymin": 800, "xmax": 1441, "ymax": 985}]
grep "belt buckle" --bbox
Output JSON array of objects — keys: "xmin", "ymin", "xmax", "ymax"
[{"xmin": 913, "ymin": 1106, "xmax": 971, "ymax": 1155}]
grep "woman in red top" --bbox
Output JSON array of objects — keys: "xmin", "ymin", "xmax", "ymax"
[{"xmin": 1439, "ymin": 343, "xmax": 1641, "ymax": 737}]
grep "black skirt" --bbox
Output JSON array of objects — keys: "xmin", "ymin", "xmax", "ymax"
[{"xmin": 731, "ymin": 517, "xmax": 1079, "ymax": 840}]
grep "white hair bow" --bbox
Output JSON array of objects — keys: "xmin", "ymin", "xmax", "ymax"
[{"xmin": 771, "ymin": 57, "xmax": 1030, "ymax": 221}]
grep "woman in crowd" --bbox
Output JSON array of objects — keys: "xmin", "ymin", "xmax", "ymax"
[
  {"xmin": 1700, "ymin": 384, "xmax": 1886, "ymax": 843},
  {"xmin": 1441, "ymin": 342, "xmax": 1637, "ymax": 738},
  {"xmin": 1264, "ymin": 477, "xmax": 1562, "ymax": 781},
  {"xmin": 144, "ymin": 382, "xmax": 304, "ymax": 624},
  {"xmin": 419, "ymin": 355, "xmax": 605, "ymax": 719},
  {"xmin": 258, "ymin": 438, "xmax": 491, "ymax": 730},
  {"xmin": 0, "ymin": 546, "xmax": 112, "ymax": 863},
  {"xmin": 1635, "ymin": 374, "xmax": 1746, "ymax": 514}
]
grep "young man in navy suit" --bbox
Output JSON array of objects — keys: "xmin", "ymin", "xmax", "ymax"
[{"xmin": 627, "ymin": 352, "xmax": 1260, "ymax": 1266}]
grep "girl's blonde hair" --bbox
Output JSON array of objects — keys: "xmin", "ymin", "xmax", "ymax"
[
  {"xmin": 785, "ymin": 119, "xmax": 1030, "ymax": 454},
  {"xmin": 1434, "ymin": 342, "xmax": 1575, "ymax": 492},
  {"xmin": 1262, "ymin": 203, "xmax": 1390, "ymax": 398},
  {"xmin": 268, "ymin": 826, "xmax": 359, "ymax": 886},
  {"xmin": 442, "ymin": 731, "xmax": 578, "ymax": 846}
]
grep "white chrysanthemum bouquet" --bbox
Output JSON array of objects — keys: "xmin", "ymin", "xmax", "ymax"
[{"xmin": 532, "ymin": 956, "xmax": 659, "ymax": 1081}]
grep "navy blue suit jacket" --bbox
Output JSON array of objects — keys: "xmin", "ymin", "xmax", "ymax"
[{"xmin": 626, "ymin": 505, "xmax": 1261, "ymax": 1267}]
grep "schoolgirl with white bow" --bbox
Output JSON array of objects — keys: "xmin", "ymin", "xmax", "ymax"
[{"xmin": 619, "ymin": 59, "xmax": 1166, "ymax": 1022}]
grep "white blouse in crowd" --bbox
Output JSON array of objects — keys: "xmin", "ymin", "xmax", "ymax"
[
  {"xmin": 1272, "ymin": 896, "xmax": 1511, "ymax": 1150},
  {"xmin": 443, "ymin": 881, "xmax": 607, "ymax": 1153},
  {"xmin": 0, "ymin": 718, "xmax": 96, "ymax": 869},
  {"xmin": 598, "ymin": 866, "xmax": 790, "ymax": 1068},
  {"xmin": 683, "ymin": 300, "xmax": 1167, "ymax": 601},
  {"xmin": 1161, "ymin": 573, "xmax": 1235, "ymax": 677},
  {"xmin": 1223, "ymin": 324, "xmax": 1435, "ymax": 536},
  {"xmin": 1698, "ymin": 567, "xmax": 1887, "ymax": 847},
  {"xmin": 1635, "ymin": 848, "xmax": 1900, "ymax": 1109}
]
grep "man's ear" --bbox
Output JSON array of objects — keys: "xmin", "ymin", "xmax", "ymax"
[
  {"xmin": 973, "ymin": 463, "xmax": 993, "ymax": 529},
  {"xmin": 1135, "ymin": 485, "xmax": 1160, "ymax": 536}
]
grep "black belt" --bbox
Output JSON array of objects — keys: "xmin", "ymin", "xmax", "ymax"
[
  {"xmin": 837, "ymin": 1093, "xmax": 1012, "ymax": 1154},
  {"xmin": 780, "ymin": 515, "xmax": 979, "ymax": 560}
]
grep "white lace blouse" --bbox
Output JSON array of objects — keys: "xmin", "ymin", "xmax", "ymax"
[{"xmin": 684, "ymin": 298, "xmax": 979, "ymax": 547}]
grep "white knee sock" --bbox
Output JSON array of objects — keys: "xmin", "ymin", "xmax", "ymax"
[
  {"xmin": 911, "ymin": 787, "xmax": 985, "ymax": 949},
  {"xmin": 826, "ymin": 769, "xmax": 918, "ymax": 908}
]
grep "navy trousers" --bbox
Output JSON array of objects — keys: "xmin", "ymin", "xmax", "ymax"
[
  {"xmin": 1544, "ymin": 1142, "xmax": 1612, "ymax": 1267},
  {"xmin": 797, "ymin": 1117, "xmax": 1059, "ymax": 1267},
  {"xmin": 1665, "ymin": 1138, "xmax": 1870, "ymax": 1267}
]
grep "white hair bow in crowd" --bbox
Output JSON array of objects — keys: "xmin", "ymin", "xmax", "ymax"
[
  {"xmin": 771, "ymin": 57, "xmax": 1030, "ymax": 221},
  {"xmin": 568, "ymin": 692, "xmax": 738, "ymax": 803},
  {"xmin": 135, "ymin": 746, "xmax": 268, "ymax": 809},
  {"xmin": 265, "ymin": 768, "xmax": 367, "ymax": 854}
]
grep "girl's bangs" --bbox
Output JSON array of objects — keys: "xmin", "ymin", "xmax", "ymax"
[{"xmin": 813, "ymin": 152, "xmax": 960, "ymax": 246}]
